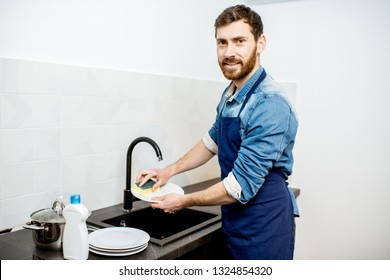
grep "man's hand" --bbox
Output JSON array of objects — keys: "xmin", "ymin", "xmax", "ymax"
[
  {"xmin": 150, "ymin": 193, "xmax": 186, "ymax": 213},
  {"xmin": 136, "ymin": 168, "xmax": 170, "ymax": 191}
]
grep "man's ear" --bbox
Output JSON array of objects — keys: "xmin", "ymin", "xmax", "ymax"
[{"xmin": 257, "ymin": 34, "xmax": 266, "ymax": 54}]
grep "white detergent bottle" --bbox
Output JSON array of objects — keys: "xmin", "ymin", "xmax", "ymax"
[{"xmin": 62, "ymin": 194, "xmax": 89, "ymax": 260}]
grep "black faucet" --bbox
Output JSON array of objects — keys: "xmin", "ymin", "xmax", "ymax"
[{"xmin": 123, "ymin": 137, "xmax": 163, "ymax": 211}]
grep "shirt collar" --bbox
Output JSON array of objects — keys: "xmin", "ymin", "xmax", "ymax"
[{"xmin": 225, "ymin": 66, "xmax": 264, "ymax": 103}]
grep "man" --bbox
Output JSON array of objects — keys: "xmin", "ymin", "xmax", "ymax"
[{"xmin": 136, "ymin": 5, "xmax": 299, "ymax": 260}]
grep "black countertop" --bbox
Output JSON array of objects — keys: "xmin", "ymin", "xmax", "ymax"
[{"xmin": 0, "ymin": 178, "xmax": 299, "ymax": 260}]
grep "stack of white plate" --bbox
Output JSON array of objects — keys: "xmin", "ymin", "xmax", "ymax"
[{"xmin": 89, "ymin": 227, "xmax": 150, "ymax": 256}]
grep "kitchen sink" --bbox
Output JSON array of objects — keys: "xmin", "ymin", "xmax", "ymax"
[{"xmin": 87, "ymin": 206, "xmax": 221, "ymax": 246}]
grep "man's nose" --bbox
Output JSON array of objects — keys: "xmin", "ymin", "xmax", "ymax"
[{"xmin": 224, "ymin": 43, "xmax": 236, "ymax": 58}]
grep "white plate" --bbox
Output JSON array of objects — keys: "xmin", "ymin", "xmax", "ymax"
[
  {"xmin": 89, "ymin": 243, "xmax": 148, "ymax": 256},
  {"xmin": 89, "ymin": 227, "xmax": 150, "ymax": 250},
  {"xmin": 131, "ymin": 181, "xmax": 184, "ymax": 203},
  {"xmin": 89, "ymin": 241, "xmax": 147, "ymax": 252}
]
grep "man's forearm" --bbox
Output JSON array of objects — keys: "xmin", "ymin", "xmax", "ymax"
[
  {"xmin": 166, "ymin": 140, "xmax": 215, "ymax": 177},
  {"xmin": 184, "ymin": 181, "xmax": 236, "ymax": 207}
]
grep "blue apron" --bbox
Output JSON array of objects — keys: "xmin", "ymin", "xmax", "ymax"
[{"xmin": 218, "ymin": 69, "xmax": 295, "ymax": 259}]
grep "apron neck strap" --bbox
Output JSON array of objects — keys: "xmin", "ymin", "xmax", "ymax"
[{"xmin": 238, "ymin": 69, "xmax": 267, "ymax": 117}]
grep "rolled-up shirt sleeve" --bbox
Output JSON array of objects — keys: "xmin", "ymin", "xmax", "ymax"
[
  {"xmin": 222, "ymin": 171, "xmax": 242, "ymax": 200},
  {"xmin": 202, "ymin": 133, "xmax": 218, "ymax": 155}
]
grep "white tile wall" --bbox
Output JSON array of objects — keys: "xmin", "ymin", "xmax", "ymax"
[{"xmin": 0, "ymin": 57, "xmax": 224, "ymax": 230}]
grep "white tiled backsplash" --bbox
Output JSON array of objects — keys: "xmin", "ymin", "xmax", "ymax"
[{"xmin": 0, "ymin": 57, "xmax": 225, "ymax": 230}]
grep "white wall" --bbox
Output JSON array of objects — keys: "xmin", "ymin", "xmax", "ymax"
[
  {"xmin": 1, "ymin": 0, "xmax": 389, "ymax": 259},
  {"xmin": 0, "ymin": 0, "xmax": 229, "ymax": 80}
]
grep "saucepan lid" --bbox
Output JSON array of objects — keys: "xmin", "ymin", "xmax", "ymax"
[
  {"xmin": 30, "ymin": 199, "xmax": 66, "ymax": 224},
  {"xmin": 30, "ymin": 208, "xmax": 65, "ymax": 224}
]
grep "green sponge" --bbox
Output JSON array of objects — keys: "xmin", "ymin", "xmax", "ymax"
[{"xmin": 133, "ymin": 179, "xmax": 159, "ymax": 195}]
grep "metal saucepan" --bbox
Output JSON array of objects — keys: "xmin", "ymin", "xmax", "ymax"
[{"xmin": 23, "ymin": 199, "xmax": 65, "ymax": 250}]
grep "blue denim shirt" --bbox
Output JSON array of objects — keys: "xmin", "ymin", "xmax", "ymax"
[{"xmin": 207, "ymin": 67, "xmax": 299, "ymax": 215}]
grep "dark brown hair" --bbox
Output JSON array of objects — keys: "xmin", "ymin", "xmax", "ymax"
[{"xmin": 214, "ymin": 5, "xmax": 263, "ymax": 40}]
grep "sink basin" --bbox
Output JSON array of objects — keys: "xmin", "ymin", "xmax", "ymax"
[{"xmin": 87, "ymin": 206, "xmax": 220, "ymax": 246}]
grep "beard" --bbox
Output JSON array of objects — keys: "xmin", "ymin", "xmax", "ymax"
[{"xmin": 219, "ymin": 47, "xmax": 258, "ymax": 81}]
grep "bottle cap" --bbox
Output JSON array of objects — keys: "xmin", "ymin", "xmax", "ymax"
[{"xmin": 70, "ymin": 194, "xmax": 81, "ymax": 204}]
